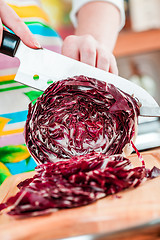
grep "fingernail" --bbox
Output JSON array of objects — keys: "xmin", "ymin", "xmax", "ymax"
[{"xmin": 34, "ymin": 40, "xmax": 41, "ymax": 49}]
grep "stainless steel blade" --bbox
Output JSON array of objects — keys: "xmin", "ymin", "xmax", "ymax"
[
  {"xmin": 15, "ymin": 42, "xmax": 160, "ymax": 117},
  {"xmin": 140, "ymin": 107, "xmax": 160, "ymax": 117}
]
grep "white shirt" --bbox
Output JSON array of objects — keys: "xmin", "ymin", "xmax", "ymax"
[{"xmin": 70, "ymin": 0, "xmax": 125, "ymax": 31}]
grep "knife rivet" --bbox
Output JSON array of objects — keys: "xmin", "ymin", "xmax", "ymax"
[{"xmin": 33, "ymin": 74, "xmax": 39, "ymax": 80}]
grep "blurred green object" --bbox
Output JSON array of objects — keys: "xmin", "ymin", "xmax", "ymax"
[
  {"xmin": 0, "ymin": 162, "xmax": 11, "ymax": 184},
  {"xmin": 0, "ymin": 145, "xmax": 30, "ymax": 163},
  {"xmin": 24, "ymin": 91, "xmax": 43, "ymax": 105}
]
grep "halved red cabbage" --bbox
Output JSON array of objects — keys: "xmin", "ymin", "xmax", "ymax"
[
  {"xmin": 0, "ymin": 153, "xmax": 149, "ymax": 216},
  {"xmin": 25, "ymin": 76, "xmax": 140, "ymax": 164}
]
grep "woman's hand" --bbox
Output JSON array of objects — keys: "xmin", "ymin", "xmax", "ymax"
[
  {"xmin": 62, "ymin": 1, "xmax": 121, "ymax": 74},
  {"xmin": 62, "ymin": 34, "xmax": 118, "ymax": 75},
  {"xmin": 0, "ymin": 0, "xmax": 40, "ymax": 48}
]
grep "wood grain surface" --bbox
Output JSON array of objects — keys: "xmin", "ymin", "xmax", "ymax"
[{"xmin": 0, "ymin": 149, "xmax": 160, "ymax": 240}]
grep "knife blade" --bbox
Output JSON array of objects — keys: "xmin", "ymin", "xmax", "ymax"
[{"xmin": 0, "ymin": 30, "xmax": 160, "ymax": 117}]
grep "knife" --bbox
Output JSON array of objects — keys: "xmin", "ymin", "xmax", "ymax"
[{"xmin": 0, "ymin": 30, "xmax": 160, "ymax": 117}]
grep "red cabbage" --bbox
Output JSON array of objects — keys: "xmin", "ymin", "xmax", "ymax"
[
  {"xmin": 0, "ymin": 153, "xmax": 148, "ymax": 216},
  {"xmin": 149, "ymin": 166, "xmax": 160, "ymax": 178},
  {"xmin": 25, "ymin": 76, "xmax": 139, "ymax": 164},
  {"xmin": 1, "ymin": 76, "xmax": 160, "ymax": 217}
]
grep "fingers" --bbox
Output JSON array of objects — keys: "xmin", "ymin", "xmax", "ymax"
[
  {"xmin": 61, "ymin": 35, "xmax": 80, "ymax": 61},
  {"xmin": 96, "ymin": 48, "xmax": 110, "ymax": 72},
  {"xmin": 62, "ymin": 34, "xmax": 118, "ymax": 74},
  {"xmin": 97, "ymin": 47, "xmax": 118, "ymax": 75},
  {"xmin": 109, "ymin": 54, "xmax": 118, "ymax": 75},
  {"xmin": 0, "ymin": 0, "xmax": 40, "ymax": 48},
  {"xmin": 79, "ymin": 35, "xmax": 96, "ymax": 66},
  {"xmin": 62, "ymin": 35, "xmax": 97, "ymax": 66}
]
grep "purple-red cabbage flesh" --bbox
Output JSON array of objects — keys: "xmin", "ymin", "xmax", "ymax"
[
  {"xmin": 25, "ymin": 76, "xmax": 139, "ymax": 164},
  {"xmin": 0, "ymin": 153, "xmax": 150, "ymax": 216},
  {"xmin": 1, "ymin": 76, "xmax": 159, "ymax": 217}
]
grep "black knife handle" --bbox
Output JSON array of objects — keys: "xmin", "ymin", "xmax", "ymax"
[{"xmin": 0, "ymin": 30, "xmax": 21, "ymax": 57}]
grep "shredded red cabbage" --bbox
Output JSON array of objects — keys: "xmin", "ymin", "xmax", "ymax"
[
  {"xmin": 131, "ymin": 141, "xmax": 145, "ymax": 167},
  {"xmin": 25, "ymin": 76, "xmax": 139, "ymax": 164},
  {"xmin": 0, "ymin": 153, "xmax": 150, "ymax": 216}
]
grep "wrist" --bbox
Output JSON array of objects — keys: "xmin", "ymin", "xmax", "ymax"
[{"xmin": 74, "ymin": 2, "xmax": 120, "ymax": 52}]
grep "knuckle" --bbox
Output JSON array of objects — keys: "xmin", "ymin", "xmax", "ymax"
[
  {"xmin": 62, "ymin": 37, "xmax": 77, "ymax": 55},
  {"xmin": 15, "ymin": 16, "xmax": 23, "ymax": 24},
  {"xmin": 84, "ymin": 46, "xmax": 95, "ymax": 56},
  {"xmin": 98, "ymin": 48, "xmax": 111, "ymax": 64},
  {"xmin": 64, "ymin": 35, "xmax": 75, "ymax": 45},
  {"xmin": 97, "ymin": 54, "xmax": 110, "ymax": 71},
  {"xmin": 84, "ymin": 34, "xmax": 94, "ymax": 43},
  {"xmin": 99, "ymin": 46, "xmax": 109, "ymax": 54},
  {"xmin": 62, "ymin": 47, "xmax": 72, "ymax": 57},
  {"xmin": 100, "ymin": 54, "xmax": 110, "ymax": 65},
  {"xmin": 81, "ymin": 41, "xmax": 95, "ymax": 56}
]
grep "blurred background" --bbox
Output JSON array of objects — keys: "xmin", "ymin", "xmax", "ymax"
[{"xmin": 41, "ymin": 0, "xmax": 160, "ymax": 151}]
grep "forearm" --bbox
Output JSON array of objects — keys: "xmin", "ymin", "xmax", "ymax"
[
  {"xmin": 75, "ymin": 1, "xmax": 121, "ymax": 52},
  {"xmin": 62, "ymin": 1, "xmax": 121, "ymax": 73}
]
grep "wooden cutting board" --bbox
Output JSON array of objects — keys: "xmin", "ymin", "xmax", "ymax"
[{"xmin": 0, "ymin": 149, "xmax": 160, "ymax": 240}]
